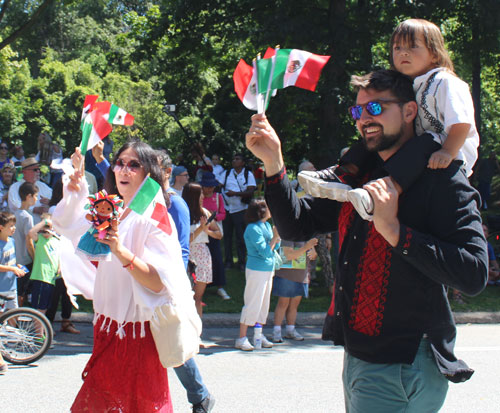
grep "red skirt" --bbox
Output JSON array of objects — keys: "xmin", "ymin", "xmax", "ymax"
[{"xmin": 71, "ymin": 316, "xmax": 172, "ymax": 412}]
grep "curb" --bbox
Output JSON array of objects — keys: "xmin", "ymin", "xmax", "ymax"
[{"xmin": 61, "ymin": 311, "xmax": 500, "ymax": 326}]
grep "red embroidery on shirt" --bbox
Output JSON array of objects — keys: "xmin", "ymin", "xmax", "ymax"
[
  {"xmin": 265, "ymin": 168, "xmax": 287, "ymax": 185},
  {"xmin": 338, "ymin": 202, "xmax": 355, "ymax": 252},
  {"xmin": 403, "ymin": 228, "xmax": 412, "ymax": 249},
  {"xmin": 349, "ymin": 222, "xmax": 391, "ymax": 336}
]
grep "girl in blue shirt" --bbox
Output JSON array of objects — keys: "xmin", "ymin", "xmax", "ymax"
[{"xmin": 235, "ymin": 199, "xmax": 280, "ymax": 351}]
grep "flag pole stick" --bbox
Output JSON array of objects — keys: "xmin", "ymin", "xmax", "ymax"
[
  {"xmin": 263, "ymin": 45, "xmax": 279, "ymax": 114},
  {"xmin": 255, "ymin": 54, "xmax": 264, "ymax": 114}
]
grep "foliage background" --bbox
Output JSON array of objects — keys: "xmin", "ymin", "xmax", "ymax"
[{"xmin": 0, "ymin": 0, "xmax": 499, "ymax": 175}]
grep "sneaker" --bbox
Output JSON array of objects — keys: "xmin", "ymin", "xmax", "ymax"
[
  {"xmin": 217, "ymin": 288, "xmax": 231, "ymax": 300},
  {"xmin": 253, "ymin": 334, "xmax": 273, "ymax": 348},
  {"xmin": 192, "ymin": 393, "xmax": 215, "ymax": 413},
  {"xmin": 284, "ymin": 328, "xmax": 305, "ymax": 341},
  {"xmin": 0, "ymin": 363, "xmax": 8, "ymax": 375},
  {"xmin": 272, "ymin": 330, "xmax": 283, "ymax": 343},
  {"xmin": 347, "ymin": 188, "xmax": 374, "ymax": 221},
  {"xmin": 298, "ymin": 165, "xmax": 355, "ymax": 201},
  {"xmin": 235, "ymin": 336, "xmax": 254, "ymax": 351},
  {"xmin": 261, "ymin": 335, "xmax": 273, "ymax": 348}
]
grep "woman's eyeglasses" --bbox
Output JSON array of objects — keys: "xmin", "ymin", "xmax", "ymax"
[
  {"xmin": 348, "ymin": 100, "xmax": 402, "ymax": 121},
  {"xmin": 0, "ymin": 146, "xmax": 8, "ymax": 150},
  {"xmin": 113, "ymin": 158, "xmax": 143, "ymax": 174}
]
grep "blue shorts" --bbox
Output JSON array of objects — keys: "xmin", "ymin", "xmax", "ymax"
[
  {"xmin": 272, "ymin": 276, "xmax": 308, "ymax": 298},
  {"xmin": 30, "ymin": 280, "xmax": 55, "ymax": 310}
]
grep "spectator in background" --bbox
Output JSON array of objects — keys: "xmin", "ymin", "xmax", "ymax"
[
  {"xmin": 272, "ymin": 237, "xmax": 318, "ymax": 343},
  {"xmin": 477, "ymin": 151, "xmax": 500, "ymax": 210},
  {"xmin": 236, "ymin": 199, "xmax": 279, "ymax": 351},
  {"xmin": 483, "ymin": 224, "xmax": 500, "ymax": 286},
  {"xmin": 0, "ymin": 163, "xmax": 15, "ymax": 211},
  {"xmin": 171, "ymin": 166, "xmax": 190, "ymax": 196},
  {"xmin": 11, "ymin": 144, "xmax": 25, "ymax": 166},
  {"xmin": 201, "ymin": 172, "xmax": 230, "ymax": 300},
  {"xmin": 0, "ymin": 142, "xmax": 12, "ymax": 170},
  {"xmin": 221, "ymin": 153, "xmax": 256, "ymax": 271},
  {"xmin": 9, "ymin": 157, "xmax": 52, "ymax": 224},
  {"xmin": 158, "ymin": 152, "xmax": 216, "ymax": 413},
  {"xmin": 211, "ymin": 154, "xmax": 225, "ymax": 185},
  {"xmin": 46, "ymin": 181, "xmax": 80, "ymax": 334},
  {"xmin": 183, "ymin": 182, "xmax": 222, "ymax": 317}
]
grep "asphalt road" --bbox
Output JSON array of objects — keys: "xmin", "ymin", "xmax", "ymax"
[{"xmin": 2, "ymin": 323, "xmax": 500, "ymax": 412}]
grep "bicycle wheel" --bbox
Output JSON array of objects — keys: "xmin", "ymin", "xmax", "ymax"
[{"xmin": 0, "ymin": 307, "xmax": 53, "ymax": 365}]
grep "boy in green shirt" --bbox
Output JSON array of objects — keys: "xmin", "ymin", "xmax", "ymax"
[{"xmin": 27, "ymin": 214, "xmax": 60, "ymax": 314}]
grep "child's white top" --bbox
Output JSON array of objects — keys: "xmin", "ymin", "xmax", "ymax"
[
  {"xmin": 52, "ymin": 175, "xmax": 196, "ymax": 338},
  {"xmin": 414, "ymin": 67, "xmax": 479, "ymax": 177}
]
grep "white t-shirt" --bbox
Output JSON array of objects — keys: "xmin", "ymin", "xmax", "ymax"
[
  {"xmin": 414, "ymin": 67, "xmax": 479, "ymax": 177},
  {"xmin": 222, "ymin": 168, "xmax": 256, "ymax": 214}
]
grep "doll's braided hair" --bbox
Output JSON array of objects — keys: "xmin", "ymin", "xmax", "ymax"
[{"xmin": 85, "ymin": 190, "xmax": 124, "ymax": 218}]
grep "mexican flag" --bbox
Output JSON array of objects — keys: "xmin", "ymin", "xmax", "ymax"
[
  {"xmin": 233, "ymin": 48, "xmax": 277, "ymax": 111},
  {"xmin": 80, "ymin": 109, "xmax": 113, "ymax": 153},
  {"xmin": 128, "ymin": 176, "xmax": 172, "ymax": 235},
  {"xmin": 93, "ymin": 101, "xmax": 135, "ymax": 126},
  {"xmin": 81, "ymin": 95, "xmax": 99, "ymax": 122},
  {"xmin": 257, "ymin": 49, "xmax": 330, "ymax": 94}
]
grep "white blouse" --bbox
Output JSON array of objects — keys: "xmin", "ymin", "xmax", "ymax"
[{"xmin": 52, "ymin": 175, "xmax": 196, "ymax": 338}]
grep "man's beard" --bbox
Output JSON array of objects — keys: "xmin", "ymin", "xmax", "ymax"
[{"xmin": 362, "ymin": 123, "xmax": 404, "ymax": 153}]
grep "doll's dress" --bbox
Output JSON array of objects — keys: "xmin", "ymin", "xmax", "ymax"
[{"xmin": 76, "ymin": 215, "xmax": 112, "ymax": 261}]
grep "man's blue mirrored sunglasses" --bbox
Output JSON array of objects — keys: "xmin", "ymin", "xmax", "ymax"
[{"xmin": 349, "ymin": 100, "xmax": 402, "ymax": 120}]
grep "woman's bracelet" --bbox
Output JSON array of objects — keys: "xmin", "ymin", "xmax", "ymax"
[{"xmin": 123, "ymin": 254, "xmax": 136, "ymax": 270}]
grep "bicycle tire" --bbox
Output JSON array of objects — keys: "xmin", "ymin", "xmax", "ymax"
[{"xmin": 0, "ymin": 307, "xmax": 53, "ymax": 365}]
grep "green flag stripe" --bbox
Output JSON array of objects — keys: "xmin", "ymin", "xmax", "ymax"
[
  {"xmin": 80, "ymin": 120, "xmax": 93, "ymax": 153},
  {"xmin": 107, "ymin": 104, "xmax": 119, "ymax": 124},
  {"xmin": 257, "ymin": 49, "xmax": 291, "ymax": 93},
  {"xmin": 128, "ymin": 177, "xmax": 161, "ymax": 214}
]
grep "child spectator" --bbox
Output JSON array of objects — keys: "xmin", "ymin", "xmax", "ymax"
[
  {"xmin": 26, "ymin": 215, "xmax": 60, "ymax": 315},
  {"xmin": 0, "ymin": 211, "xmax": 26, "ymax": 374},
  {"xmin": 45, "ymin": 180, "xmax": 80, "ymax": 334},
  {"xmin": 13, "ymin": 182, "xmax": 38, "ymax": 306}
]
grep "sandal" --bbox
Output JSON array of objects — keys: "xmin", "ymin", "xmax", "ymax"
[{"xmin": 61, "ymin": 320, "xmax": 81, "ymax": 334}]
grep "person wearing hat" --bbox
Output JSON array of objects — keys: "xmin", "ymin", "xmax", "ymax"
[
  {"xmin": 171, "ymin": 165, "xmax": 189, "ymax": 196},
  {"xmin": 8, "ymin": 157, "xmax": 52, "ymax": 224},
  {"xmin": 201, "ymin": 171, "xmax": 230, "ymax": 300},
  {"xmin": 0, "ymin": 163, "xmax": 15, "ymax": 211}
]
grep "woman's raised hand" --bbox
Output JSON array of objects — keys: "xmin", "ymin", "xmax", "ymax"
[{"xmin": 67, "ymin": 147, "xmax": 84, "ymax": 192}]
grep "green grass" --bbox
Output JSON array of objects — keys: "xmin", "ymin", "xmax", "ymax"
[
  {"xmin": 449, "ymin": 285, "xmax": 500, "ymax": 312},
  {"xmin": 74, "ymin": 268, "xmax": 500, "ymax": 314}
]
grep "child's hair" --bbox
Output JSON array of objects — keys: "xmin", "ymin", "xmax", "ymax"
[
  {"xmin": 0, "ymin": 211, "xmax": 15, "ymax": 226},
  {"xmin": 19, "ymin": 181, "xmax": 39, "ymax": 201},
  {"xmin": 182, "ymin": 182, "xmax": 204, "ymax": 224},
  {"xmin": 389, "ymin": 18, "xmax": 454, "ymax": 74},
  {"xmin": 245, "ymin": 198, "xmax": 268, "ymax": 224}
]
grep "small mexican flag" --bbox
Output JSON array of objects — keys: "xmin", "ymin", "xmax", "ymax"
[
  {"xmin": 93, "ymin": 101, "xmax": 135, "ymax": 126},
  {"xmin": 257, "ymin": 49, "xmax": 330, "ymax": 94},
  {"xmin": 128, "ymin": 175, "xmax": 172, "ymax": 235},
  {"xmin": 80, "ymin": 109, "xmax": 113, "ymax": 154},
  {"xmin": 233, "ymin": 48, "xmax": 277, "ymax": 111},
  {"xmin": 81, "ymin": 95, "xmax": 99, "ymax": 123}
]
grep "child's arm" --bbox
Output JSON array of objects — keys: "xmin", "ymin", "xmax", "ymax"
[
  {"xmin": 0, "ymin": 264, "xmax": 26, "ymax": 277},
  {"xmin": 428, "ymin": 123, "xmax": 470, "ymax": 170},
  {"xmin": 26, "ymin": 219, "xmax": 50, "ymax": 259}
]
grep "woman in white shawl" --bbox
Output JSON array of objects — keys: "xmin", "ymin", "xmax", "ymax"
[{"xmin": 53, "ymin": 141, "xmax": 194, "ymax": 412}]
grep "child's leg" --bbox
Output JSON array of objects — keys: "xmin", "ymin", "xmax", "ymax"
[
  {"xmin": 347, "ymin": 134, "xmax": 441, "ymax": 221},
  {"xmin": 383, "ymin": 133, "xmax": 441, "ymax": 192},
  {"xmin": 298, "ymin": 141, "xmax": 375, "ymax": 201}
]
